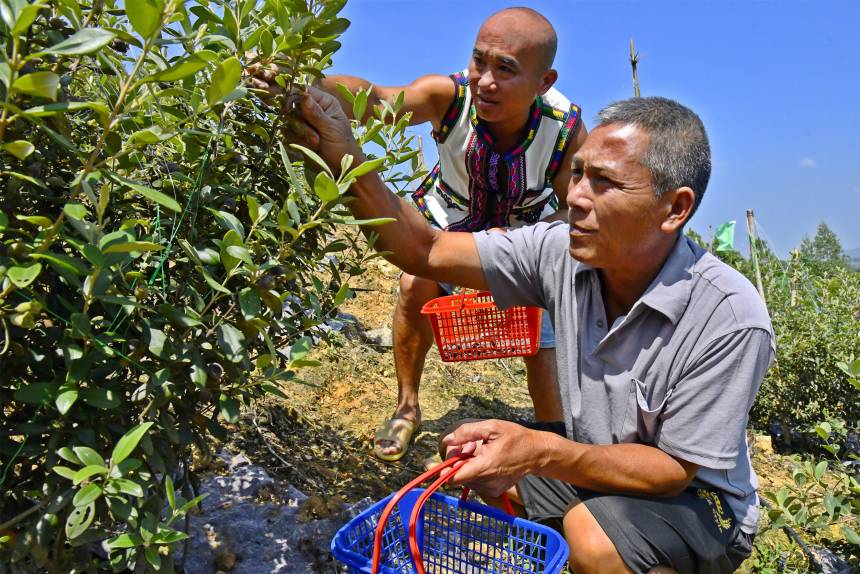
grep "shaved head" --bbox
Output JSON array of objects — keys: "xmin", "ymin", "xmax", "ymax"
[{"xmin": 479, "ymin": 7, "xmax": 557, "ymax": 73}]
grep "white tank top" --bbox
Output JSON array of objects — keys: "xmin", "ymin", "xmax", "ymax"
[{"xmin": 411, "ymin": 70, "xmax": 581, "ymax": 231}]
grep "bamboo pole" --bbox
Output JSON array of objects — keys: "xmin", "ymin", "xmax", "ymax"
[
  {"xmin": 630, "ymin": 38, "xmax": 640, "ymax": 97},
  {"xmin": 747, "ymin": 209, "xmax": 767, "ymax": 303}
]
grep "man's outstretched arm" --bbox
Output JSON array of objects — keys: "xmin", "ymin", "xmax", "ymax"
[
  {"xmin": 318, "ymin": 74, "xmax": 455, "ymax": 128},
  {"xmin": 297, "ymin": 86, "xmax": 488, "ymax": 290}
]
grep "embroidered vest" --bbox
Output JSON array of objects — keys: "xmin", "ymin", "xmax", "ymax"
[{"xmin": 411, "ymin": 70, "xmax": 581, "ymax": 231}]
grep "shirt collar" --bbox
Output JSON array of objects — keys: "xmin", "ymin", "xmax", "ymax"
[{"xmin": 573, "ymin": 236, "xmax": 699, "ymax": 325}]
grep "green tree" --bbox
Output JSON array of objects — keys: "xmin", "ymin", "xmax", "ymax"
[
  {"xmin": 0, "ymin": 0, "xmax": 424, "ymax": 570},
  {"xmin": 798, "ymin": 222, "xmax": 849, "ymax": 271}
]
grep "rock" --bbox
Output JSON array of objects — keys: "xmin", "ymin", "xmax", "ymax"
[
  {"xmin": 362, "ymin": 327, "xmax": 393, "ymax": 348},
  {"xmin": 753, "ymin": 434, "xmax": 773, "ymax": 455},
  {"xmin": 808, "ymin": 545, "xmax": 853, "ymax": 574},
  {"xmin": 214, "ymin": 549, "xmax": 237, "ymax": 571},
  {"xmin": 182, "ymin": 451, "xmax": 373, "ymax": 574}
]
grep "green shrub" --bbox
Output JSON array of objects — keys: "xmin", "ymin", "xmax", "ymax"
[
  {"xmin": 763, "ymin": 457, "xmax": 860, "ymax": 569},
  {"xmin": 751, "ymin": 256, "xmax": 860, "ymax": 431},
  {"xmin": 0, "ymin": 0, "xmax": 422, "ymax": 570}
]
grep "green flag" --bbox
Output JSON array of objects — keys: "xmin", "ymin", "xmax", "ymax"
[{"xmin": 714, "ymin": 221, "xmax": 736, "ymax": 252}]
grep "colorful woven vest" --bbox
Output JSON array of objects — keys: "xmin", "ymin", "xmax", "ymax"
[{"xmin": 411, "ymin": 70, "xmax": 581, "ymax": 232}]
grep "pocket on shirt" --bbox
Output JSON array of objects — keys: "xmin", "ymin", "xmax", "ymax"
[{"xmin": 622, "ymin": 378, "xmax": 672, "ymax": 444}]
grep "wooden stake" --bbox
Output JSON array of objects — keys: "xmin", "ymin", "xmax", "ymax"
[
  {"xmin": 630, "ymin": 38, "xmax": 640, "ymax": 97},
  {"xmin": 416, "ymin": 135, "xmax": 426, "ymax": 172},
  {"xmin": 747, "ymin": 209, "xmax": 766, "ymax": 304}
]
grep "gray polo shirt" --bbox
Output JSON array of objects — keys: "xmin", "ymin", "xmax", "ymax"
[{"xmin": 474, "ymin": 222, "xmax": 774, "ymax": 533}]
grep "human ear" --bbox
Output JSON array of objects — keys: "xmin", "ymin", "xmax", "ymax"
[
  {"xmin": 538, "ymin": 69, "xmax": 558, "ymax": 95},
  {"xmin": 661, "ymin": 187, "xmax": 695, "ymax": 233}
]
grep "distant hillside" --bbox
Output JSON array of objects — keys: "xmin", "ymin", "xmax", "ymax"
[{"xmin": 848, "ymin": 247, "xmax": 860, "ymax": 270}]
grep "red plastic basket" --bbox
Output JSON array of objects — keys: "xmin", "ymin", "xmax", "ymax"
[{"xmin": 421, "ymin": 291, "xmax": 541, "ymax": 362}]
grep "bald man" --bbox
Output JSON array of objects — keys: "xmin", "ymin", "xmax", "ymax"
[{"xmin": 254, "ymin": 8, "xmax": 587, "ymax": 462}]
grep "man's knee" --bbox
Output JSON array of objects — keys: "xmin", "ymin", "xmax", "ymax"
[
  {"xmin": 398, "ymin": 273, "xmax": 439, "ymax": 307},
  {"xmin": 564, "ymin": 503, "xmax": 631, "ymax": 574}
]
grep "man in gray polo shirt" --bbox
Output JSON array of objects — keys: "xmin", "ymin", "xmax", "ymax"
[{"xmin": 289, "ymin": 87, "xmax": 774, "ymax": 573}]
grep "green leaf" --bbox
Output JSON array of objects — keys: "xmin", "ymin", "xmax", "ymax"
[
  {"xmin": 43, "ymin": 28, "xmax": 115, "ymax": 55},
  {"xmin": 65, "ymin": 502, "xmax": 96, "ymax": 540},
  {"xmin": 225, "ymin": 245, "xmax": 252, "ymax": 264},
  {"xmin": 333, "ymin": 282, "xmax": 351, "ymax": 306},
  {"xmin": 206, "ymin": 56, "xmax": 242, "ymax": 106},
  {"xmin": 352, "ymin": 88, "xmax": 367, "ymax": 120},
  {"xmin": 208, "ymin": 209, "xmax": 245, "ymax": 240},
  {"xmin": 57, "ymin": 447, "xmax": 82, "ymax": 465},
  {"xmin": 216, "ymin": 323, "xmax": 245, "ymax": 363},
  {"xmin": 200, "ymin": 268, "xmax": 231, "ymax": 294},
  {"xmin": 16, "ymin": 214, "xmax": 52, "ymax": 227},
  {"xmin": 843, "ymin": 526, "xmax": 860, "ymax": 545},
  {"xmin": 102, "ymin": 241, "xmax": 165, "ymax": 254},
  {"xmin": 775, "ymin": 486, "xmax": 788, "ymax": 508},
  {"xmin": 219, "ymin": 228, "xmax": 244, "ymax": 271},
  {"xmin": 144, "ymin": 55, "xmax": 207, "ymax": 83},
  {"xmin": 152, "ymin": 528, "xmax": 189, "ymax": 544},
  {"xmin": 0, "ymin": 210, "xmax": 7, "ymax": 231},
  {"xmin": 823, "ymin": 494, "xmax": 838, "ymax": 518},
  {"xmin": 814, "ymin": 460, "xmax": 828, "ymax": 480},
  {"xmin": 246, "ymin": 195, "xmax": 260, "ymax": 222},
  {"xmin": 72, "ymin": 464, "xmax": 109, "ymax": 484},
  {"xmin": 107, "ymin": 532, "xmax": 143, "ymax": 549},
  {"xmin": 111, "ymin": 422, "xmax": 154, "ymax": 466},
  {"xmin": 13, "ymin": 382, "xmax": 56, "ymax": 404},
  {"xmin": 333, "ymin": 216, "xmax": 396, "ymax": 227},
  {"xmin": 11, "ymin": 2, "xmax": 45, "ymax": 35},
  {"xmin": 239, "ymin": 287, "xmax": 261, "ymax": 319},
  {"xmin": 344, "ymin": 156, "xmax": 386, "ymax": 181},
  {"xmin": 81, "ymin": 387, "xmax": 120, "ymax": 409},
  {"xmin": 73, "ymin": 447, "xmax": 105, "ymax": 467},
  {"xmin": 2, "ymin": 140, "xmax": 35, "ymax": 159},
  {"xmin": 73, "ymin": 483, "xmax": 103, "ymax": 507},
  {"xmin": 156, "ymin": 304, "xmax": 203, "ymax": 327},
  {"xmin": 126, "ymin": 126, "xmax": 173, "ymax": 145},
  {"xmin": 31, "ymin": 252, "xmax": 88, "ymax": 277},
  {"xmin": 109, "ymin": 172, "xmax": 181, "ymax": 212},
  {"xmin": 148, "ymin": 328, "xmax": 169, "ymax": 358},
  {"xmin": 7, "ymin": 262, "xmax": 42, "ymax": 287},
  {"xmin": 218, "ymin": 393, "xmax": 240, "ymax": 423},
  {"xmin": 53, "ymin": 465, "xmax": 78, "ymax": 480},
  {"xmin": 21, "ymin": 101, "xmax": 110, "ymax": 126},
  {"xmin": 261, "ymin": 383, "xmax": 288, "ymax": 399},
  {"xmin": 63, "ymin": 202, "xmax": 88, "ymax": 221},
  {"xmin": 290, "ymin": 144, "xmax": 332, "ymax": 176},
  {"xmin": 145, "ymin": 547, "xmax": 162, "ymax": 569},
  {"xmin": 3, "ymin": 170, "xmax": 46, "ymax": 188},
  {"xmin": 126, "ymin": 0, "xmax": 164, "ymax": 39},
  {"xmin": 12, "ymin": 71, "xmax": 60, "ymax": 100},
  {"xmin": 165, "ymin": 475, "xmax": 176, "ymax": 510},
  {"xmin": 111, "ymin": 478, "xmax": 144, "ymax": 497},
  {"xmin": 289, "ymin": 337, "xmax": 312, "ymax": 362},
  {"xmin": 314, "ymin": 172, "xmax": 339, "ymax": 202},
  {"xmin": 56, "ymin": 388, "xmax": 78, "ymax": 415}
]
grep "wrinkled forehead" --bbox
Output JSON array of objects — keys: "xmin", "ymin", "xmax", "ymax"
[{"xmin": 574, "ymin": 123, "xmax": 650, "ymax": 169}]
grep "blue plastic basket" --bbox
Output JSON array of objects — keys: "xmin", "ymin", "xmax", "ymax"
[{"xmin": 331, "ymin": 488, "xmax": 569, "ymax": 573}]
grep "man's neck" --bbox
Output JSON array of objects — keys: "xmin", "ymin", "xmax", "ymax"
[
  {"xmin": 482, "ymin": 104, "xmax": 534, "ymax": 152},
  {"xmin": 598, "ymin": 236, "xmax": 680, "ymax": 324}
]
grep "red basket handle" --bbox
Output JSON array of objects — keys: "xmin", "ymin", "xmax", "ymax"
[
  {"xmin": 371, "ymin": 454, "xmax": 514, "ymax": 574},
  {"xmin": 420, "ymin": 290, "xmax": 499, "ymax": 315}
]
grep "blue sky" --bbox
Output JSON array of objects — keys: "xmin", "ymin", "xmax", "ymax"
[{"xmin": 328, "ymin": 0, "xmax": 860, "ymax": 256}]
